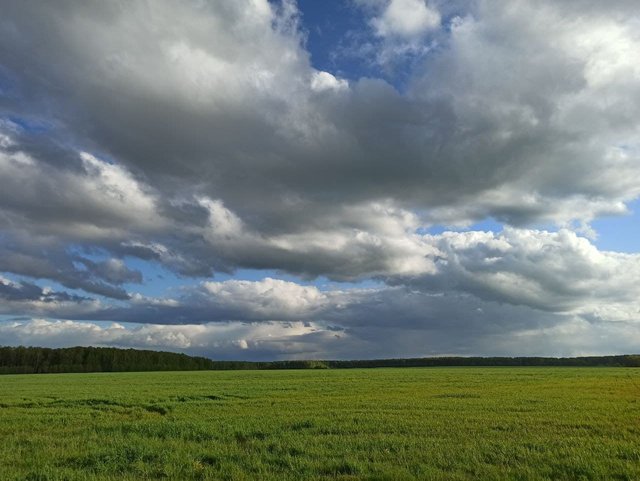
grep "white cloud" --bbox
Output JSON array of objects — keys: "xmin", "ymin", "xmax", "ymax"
[
  {"xmin": 311, "ymin": 71, "xmax": 349, "ymax": 92},
  {"xmin": 371, "ymin": 0, "xmax": 440, "ymax": 39},
  {"xmin": 0, "ymin": 319, "xmax": 341, "ymax": 361},
  {"xmin": 353, "ymin": 0, "xmax": 441, "ymax": 66},
  {"xmin": 201, "ymin": 277, "xmax": 327, "ymax": 319},
  {"xmin": 412, "ymin": 228, "xmax": 640, "ymax": 319}
]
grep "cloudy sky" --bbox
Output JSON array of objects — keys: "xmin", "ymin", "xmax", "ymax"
[{"xmin": 1, "ymin": 0, "xmax": 639, "ymax": 360}]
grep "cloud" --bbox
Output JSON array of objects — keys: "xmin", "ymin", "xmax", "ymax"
[
  {"xmin": 0, "ymin": 276, "xmax": 87, "ymax": 303},
  {"xmin": 76, "ymin": 258, "xmax": 143, "ymax": 286},
  {"xmin": 371, "ymin": 0, "xmax": 440, "ymax": 39},
  {"xmin": 0, "ymin": 239, "xmax": 134, "ymax": 300},
  {"xmin": 0, "ymin": 275, "xmax": 101, "ymax": 319},
  {"xmin": 2, "ymin": 0, "xmax": 638, "ymax": 240},
  {"xmin": 0, "ymin": 319, "xmax": 342, "ymax": 361},
  {"xmin": 200, "ymin": 278, "xmax": 327, "ymax": 319},
  {"xmin": 399, "ymin": 228, "xmax": 640, "ymax": 320},
  {"xmin": 3, "ymin": 306, "xmax": 639, "ymax": 360},
  {"xmin": 0, "ymin": 133, "xmax": 163, "ymax": 239},
  {"xmin": 1, "ymin": 236, "xmax": 639, "ymax": 359},
  {"xmin": 311, "ymin": 71, "xmax": 349, "ymax": 92},
  {"xmin": 0, "ymin": 0, "xmax": 639, "ymax": 358},
  {"xmin": 350, "ymin": 0, "xmax": 441, "ymax": 67}
]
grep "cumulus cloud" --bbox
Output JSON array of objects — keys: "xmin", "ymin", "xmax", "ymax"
[
  {"xmin": 0, "ymin": 0, "xmax": 639, "ymax": 358},
  {"xmin": 2, "ymin": 0, "xmax": 638, "ymax": 236},
  {"xmin": 311, "ymin": 71, "xmax": 349, "ymax": 92},
  {"xmin": 3, "ymin": 300, "xmax": 639, "ymax": 360},
  {"xmin": 0, "ymin": 319, "xmax": 342, "ymax": 361},
  {"xmin": 371, "ymin": 0, "xmax": 440, "ymax": 39},
  {"xmin": 402, "ymin": 229, "xmax": 640, "ymax": 320},
  {"xmin": 0, "ymin": 133, "xmax": 163, "ymax": 239},
  {"xmin": 353, "ymin": 0, "xmax": 441, "ymax": 66},
  {"xmin": 200, "ymin": 278, "xmax": 327, "ymax": 319},
  {"xmin": 3, "ymin": 249, "xmax": 638, "ymax": 359}
]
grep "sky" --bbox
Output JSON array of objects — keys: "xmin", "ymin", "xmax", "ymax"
[{"xmin": 1, "ymin": 0, "xmax": 639, "ymax": 361}]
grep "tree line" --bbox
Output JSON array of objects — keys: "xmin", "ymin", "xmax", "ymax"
[
  {"xmin": 0, "ymin": 346, "xmax": 638, "ymax": 374},
  {"xmin": 0, "ymin": 346, "xmax": 216, "ymax": 374}
]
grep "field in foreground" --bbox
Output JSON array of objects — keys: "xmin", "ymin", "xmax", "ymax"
[{"xmin": 1, "ymin": 368, "xmax": 638, "ymax": 481}]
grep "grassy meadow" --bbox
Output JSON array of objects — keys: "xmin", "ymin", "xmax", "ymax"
[{"xmin": 0, "ymin": 367, "xmax": 638, "ymax": 480}]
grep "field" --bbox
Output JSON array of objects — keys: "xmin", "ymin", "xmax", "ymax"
[{"xmin": 0, "ymin": 368, "xmax": 639, "ymax": 481}]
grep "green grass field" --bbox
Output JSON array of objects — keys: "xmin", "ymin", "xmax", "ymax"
[{"xmin": 1, "ymin": 368, "xmax": 638, "ymax": 481}]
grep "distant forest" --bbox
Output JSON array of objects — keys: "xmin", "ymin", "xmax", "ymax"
[
  {"xmin": 1, "ymin": 346, "xmax": 639, "ymax": 374},
  {"xmin": 0, "ymin": 346, "xmax": 215, "ymax": 374}
]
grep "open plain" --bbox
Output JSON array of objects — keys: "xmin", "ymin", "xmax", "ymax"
[{"xmin": 1, "ymin": 367, "xmax": 639, "ymax": 481}]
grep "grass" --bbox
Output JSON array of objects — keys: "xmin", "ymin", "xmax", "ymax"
[{"xmin": 0, "ymin": 367, "xmax": 639, "ymax": 480}]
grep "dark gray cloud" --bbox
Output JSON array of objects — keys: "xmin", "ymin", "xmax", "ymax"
[
  {"xmin": 75, "ymin": 258, "xmax": 142, "ymax": 286},
  {"xmin": 0, "ymin": 232, "xmax": 140, "ymax": 300},
  {"xmin": 1, "ymin": 0, "xmax": 639, "ymax": 234},
  {"xmin": 0, "ymin": 278, "xmax": 87, "ymax": 304}
]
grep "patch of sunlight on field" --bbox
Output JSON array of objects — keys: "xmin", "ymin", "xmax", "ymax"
[{"xmin": 1, "ymin": 367, "xmax": 639, "ymax": 480}]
